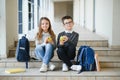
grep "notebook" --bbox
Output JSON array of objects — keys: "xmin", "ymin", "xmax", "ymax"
[{"xmin": 5, "ymin": 68, "xmax": 26, "ymax": 74}]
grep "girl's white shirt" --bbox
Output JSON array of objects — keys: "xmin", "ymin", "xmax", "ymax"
[{"xmin": 35, "ymin": 32, "xmax": 50, "ymax": 46}]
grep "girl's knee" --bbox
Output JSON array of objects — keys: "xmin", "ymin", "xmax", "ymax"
[
  {"xmin": 46, "ymin": 43, "xmax": 53, "ymax": 48},
  {"xmin": 35, "ymin": 45, "xmax": 43, "ymax": 51},
  {"xmin": 46, "ymin": 43, "xmax": 52, "ymax": 46}
]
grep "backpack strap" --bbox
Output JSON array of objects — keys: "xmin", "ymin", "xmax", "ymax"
[
  {"xmin": 85, "ymin": 47, "xmax": 89, "ymax": 70},
  {"xmin": 25, "ymin": 61, "xmax": 28, "ymax": 69},
  {"xmin": 77, "ymin": 46, "xmax": 84, "ymax": 63},
  {"xmin": 85, "ymin": 47, "xmax": 88, "ymax": 63},
  {"xmin": 77, "ymin": 48, "xmax": 85, "ymax": 74},
  {"xmin": 79, "ymin": 48, "xmax": 85, "ymax": 65}
]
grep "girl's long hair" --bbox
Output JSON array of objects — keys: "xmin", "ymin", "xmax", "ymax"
[{"xmin": 36, "ymin": 17, "xmax": 55, "ymax": 40}]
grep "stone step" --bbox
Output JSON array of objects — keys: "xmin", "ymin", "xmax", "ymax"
[
  {"xmin": 9, "ymin": 47, "xmax": 120, "ymax": 57},
  {"xmin": 14, "ymin": 40, "xmax": 108, "ymax": 47},
  {"xmin": 0, "ymin": 68, "xmax": 120, "ymax": 80},
  {"xmin": 77, "ymin": 40, "xmax": 108, "ymax": 47},
  {"xmin": 0, "ymin": 56, "xmax": 120, "ymax": 68}
]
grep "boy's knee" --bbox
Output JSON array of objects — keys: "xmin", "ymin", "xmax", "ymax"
[{"xmin": 57, "ymin": 48, "xmax": 62, "ymax": 52}]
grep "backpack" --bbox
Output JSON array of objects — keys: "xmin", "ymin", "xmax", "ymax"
[
  {"xmin": 76, "ymin": 46, "xmax": 96, "ymax": 73},
  {"xmin": 16, "ymin": 35, "xmax": 30, "ymax": 68}
]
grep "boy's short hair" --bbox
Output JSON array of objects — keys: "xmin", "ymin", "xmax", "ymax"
[{"xmin": 62, "ymin": 16, "xmax": 73, "ymax": 24}]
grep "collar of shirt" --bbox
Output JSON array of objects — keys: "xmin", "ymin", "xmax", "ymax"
[
  {"xmin": 42, "ymin": 32, "xmax": 50, "ymax": 36},
  {"xmin": 65, "ymin": 30, "xmax": 73, "ymax": 33}
]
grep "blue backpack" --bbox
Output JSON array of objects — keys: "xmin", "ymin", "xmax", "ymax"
[
  {"xmin": 76, "ymin": 46, "xmax": 96, "ymax": 73},
  {"xmin": 16, "ymin": 35, "xmax": 30, "ymax": 68}
]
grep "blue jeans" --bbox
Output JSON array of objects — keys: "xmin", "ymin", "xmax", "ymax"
[{"xmin": 35, "ymin": 43, "xmax": 54, "ymax": 65}]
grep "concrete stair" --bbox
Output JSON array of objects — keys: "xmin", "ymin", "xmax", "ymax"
[
  {"xmin": 0, "ymin": 56, "xmax": 120, "ymax": 68},
  {"xmin": 0, "ymin": 68, "xmax": 120, "ymax": 80},
  {"xmin": 14, "ymin": 40, "xmax": 109, "ymax": 47},
  {"xmin": 0, "ymin": 36, "xmax": 120, "ymax": 80},
  {"xmin": 8, "ymin": 40, "xmax": 120, "ymax": 68},
  {"xmin": 0, "ymin": 57, "xmax": 120, "ymax": 80},
  {"xmin": 9, "ymin": 46, "xmax": 120, "ymax": 57},
  {"xmin": 9, "ymin": 40, "xmax": 109, "ymax": 57}
]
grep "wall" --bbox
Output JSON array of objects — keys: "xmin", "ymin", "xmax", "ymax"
[
  {"xmin": 83, "ymin": 0, "xmax": 120, "ymax": 46},
  {"xmin": 66, "ymin": 2, "xmax": 73, "ymax": 18},
  {"xmin": 80, "ymin": 0, "xmax": 85, "ymax": 27},
  {"xmin": 54, "ymin": 0, "xmax": 72, "ymax": 1},
  {"xmin": 6, "ymin": 0, "xmax": 18, "ymax": 57},
  {"xmin": 85, "ymin": 0, "xmax": 94, "ymax": 31},
  {"xmin": 54, "ymin": 2, "xmax": 73, "ymax": 22},
  {"xmin": 112, "ymin": 0, "xmax": 120, "ymax": 47},
  {"xmin": 73, "ymin": 0, "xmax": 80, "ymax": 24},
  {"xmin": 0, "ymin": 0, "xmax": 7, "ymax": 58},
  {"xmin": 95, "ymin": 0, "xmax": 113, "ymax": 45}
]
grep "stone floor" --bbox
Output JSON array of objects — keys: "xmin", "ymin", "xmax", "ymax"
[
  {"xmin": 0, "ymin": 68, "xmax": 120, "ymax": 77},
  {"xmin": 53, "ymin": 23, "xmax": 107, "ymax": 41}
]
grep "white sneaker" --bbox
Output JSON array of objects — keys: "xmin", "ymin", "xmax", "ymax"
[
  {"xmin": 49, "ymin": 62, "xmax": 56, "ymax": 71},
  {"xmin": 39, "ymin": 63, "xmax": 48, "ymax": 72},
  {"xmin": 70, "ymin": 65, "xmax": 82, "ymax": 71},
  {"xmin": 62, "ymin": 63, "xmax": 68, "ymax": 72}
]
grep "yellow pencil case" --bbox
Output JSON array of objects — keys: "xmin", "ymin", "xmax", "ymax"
[{"xmin": 5, "ymin": 68, "xmax": 26, "ymax": 74}]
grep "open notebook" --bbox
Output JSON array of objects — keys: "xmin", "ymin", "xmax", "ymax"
[{"xmin": 5, "ymin": 68, "xmax": 26, "ymax": 74}]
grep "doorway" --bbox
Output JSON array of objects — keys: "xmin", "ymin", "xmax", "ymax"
[{"xmin": 54, "ymin": 1, "xmax": 73, "ymax": 23}]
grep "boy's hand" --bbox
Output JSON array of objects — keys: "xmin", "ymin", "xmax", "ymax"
[
  {"xmin": 63, "ymin": 36, "xmax": 68, "ymax": 42},
  {"xmin": 60, "ymin": 40, "xmax": 64, "ymax": 45},
  {"xmin": 59, "ymin": 36, "xmax": 68, "ymax": 45}
]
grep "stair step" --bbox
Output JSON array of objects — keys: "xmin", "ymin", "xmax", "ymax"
[
  {"xmin": 0, "ymin": 68, "xmax": 120, "ymax": 80},
  {"xmin": 14, "ymin": 40, "xmax": 108, "ymax": 47},
  {"xmin": 9, "ymin": 47, "xmax": 120, "ymax": 57},
  {"xmin": 99, "ymin": 56, "xmax": 120, "ymax": 62},
  {"xmin": 0, "ymin": 57, "xmax": 120, "ymax": 68},
  {"xmin": 77, "ymin": 40, "xmax": 108, "ymax": 47}
]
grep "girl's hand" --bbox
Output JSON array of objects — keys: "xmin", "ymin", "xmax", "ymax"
[
  {"xmin": 46, "ymin": 37, "xmax": 53, "ymax": 44},
  {"xmin": 44, "ymin": 37, "xmax": 48, "ymax": 43}
]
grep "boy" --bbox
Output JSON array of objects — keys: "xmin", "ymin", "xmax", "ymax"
[{"xmin": 57, "ymin": 16, "xmax": 81, "ymax": 72}]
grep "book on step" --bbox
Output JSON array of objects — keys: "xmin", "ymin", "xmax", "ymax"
[{"xmin": 5, "ymin": 68, "xmax": 26, "ymax": 74}]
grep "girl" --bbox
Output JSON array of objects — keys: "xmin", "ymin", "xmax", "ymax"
[{"xmin": 35, "ymin": 17, "xmax": 56, "ymax": 72}]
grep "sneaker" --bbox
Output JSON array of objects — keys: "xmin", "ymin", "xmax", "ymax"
[
  {"xmin": 62, "ymin": 63, "xmax": 68, "ymax": 72},
  {"xmin": 70, "ymin": 65, "xmax": 82, "ymax": 71},
  {"xmin": 39, "ymin": 63, "xmax": 48, "ymax": 72},
  {"xmin": 49, "ymin": 62, "xmax": 56, "ymax": 71}
]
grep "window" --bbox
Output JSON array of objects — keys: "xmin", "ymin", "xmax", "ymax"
[
  {"xmin": 18, "ymin": 0, "xmax": 23, "ymax": 34},
  {"xmin": 37, "ymin": 0, "xmax": 40, "ymax": 25},
  {"xmin": 28, "ymin": 0, "xmax": 34, "ymax": 30}
]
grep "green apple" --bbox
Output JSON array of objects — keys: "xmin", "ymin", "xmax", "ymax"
[
  {"xmin": 47, "ymin": 37, "xmax": 52, "ymax": 42},
  {"xmin": 60, "ymin": 36, "xmax": 65, "ymax": 41}
]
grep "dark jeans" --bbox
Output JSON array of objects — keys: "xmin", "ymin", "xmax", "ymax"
[{"xmin": 57, "ymin": 45, "xmax": 76, "ymax": 67}]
